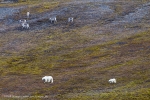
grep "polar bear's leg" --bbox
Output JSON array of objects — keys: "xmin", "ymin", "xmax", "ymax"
[
  {"xmin": 44, "ymin": 79, "xmax": 45, "ymax": 82},
  {"xmin": 46, "ymin": 77, "xmax": 48, "ymax": 82},
  {"xmin": 48, "ymin": 78, "xmax": 50, "ymax": 82},
  {"xmin": 51, "ymin": 78, "xmax": 53, "ymax": 83}
]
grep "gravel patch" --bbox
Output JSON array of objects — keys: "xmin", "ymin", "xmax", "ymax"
[
  {"xmin": 0, "ymin": 7, "xmax": 20, "ymax": 19},
  {"xmin": 65, "ymin": 0, "xmax": 114, "ymax": 4},
  {"xmin": 0, "ymin": 1, "xmax": 150, "ymax": 34},
  {"xmin": 112, "ymin": 2, "xmax": 150, "ymax": 24}
]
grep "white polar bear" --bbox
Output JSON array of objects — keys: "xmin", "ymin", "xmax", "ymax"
[
  {"xmin": 42, "ymin": 76, "xmax": 53, "ymax": 83},
  {"xmin": 108, "ymin": 78, "xmax": 116, "ymax": 83}
]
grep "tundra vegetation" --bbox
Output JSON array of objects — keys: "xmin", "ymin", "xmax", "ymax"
[{"xmin": 0, "ymin": 0, "xmax": 150, "ymax": 100}]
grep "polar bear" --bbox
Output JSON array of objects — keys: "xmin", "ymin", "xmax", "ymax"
[
  {"xmin": 108, "ymin": 78, "xmax": 116, "ymax": 83},
  {"xmin": 42, "ymin": 76, "xmax": 53, "ymax": 83}
]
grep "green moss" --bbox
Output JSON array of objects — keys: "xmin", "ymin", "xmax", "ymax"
[
  {"xmin": 0, "ymin": 5, "xmax": 150, "ymax": 99},
  {"xmin": 64, "ymin": 88, "xmax": 150, "ymax": 100}
]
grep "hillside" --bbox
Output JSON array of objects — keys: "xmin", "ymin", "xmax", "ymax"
[{"xmin": 0, "ymin": 0, "xmax": 150, "ymax": 100}]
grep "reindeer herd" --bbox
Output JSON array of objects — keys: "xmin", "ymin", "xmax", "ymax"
[{"xmin": 19, "ymin": 11, "xmax": 74, "ymax": 29}]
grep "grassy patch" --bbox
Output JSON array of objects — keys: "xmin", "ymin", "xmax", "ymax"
[{"xmin": 0, "ymin": 0, "xmax": 150, "ymax": 98}]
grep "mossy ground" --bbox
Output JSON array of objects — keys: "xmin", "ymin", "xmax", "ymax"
[{"xmin": 0, "ymin": 0, "xmax": 150, "ymax": 100}]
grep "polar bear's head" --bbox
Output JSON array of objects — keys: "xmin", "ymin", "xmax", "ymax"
[{"xmin": 42, "ymin": 76, "xmax": 46, "ymax": 82}]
